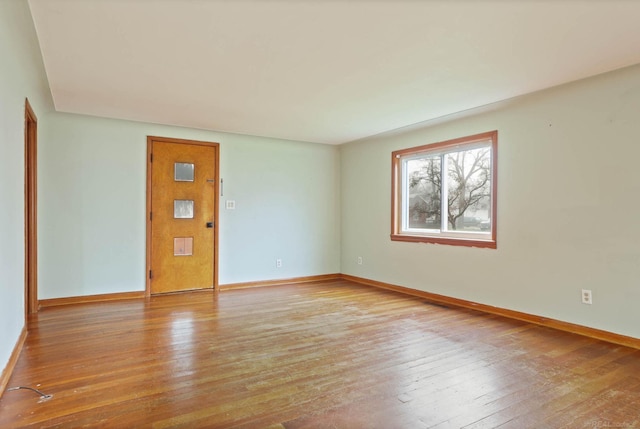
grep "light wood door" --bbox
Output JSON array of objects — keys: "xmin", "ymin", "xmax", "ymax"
[{"xmin": 147, "ymin": 137, "xmax": 219, "ymax": 294}]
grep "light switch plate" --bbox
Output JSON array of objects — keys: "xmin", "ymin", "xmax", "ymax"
[{"xmin": 226, "ymin": 200, "xmax": 236, "ymax": 210}]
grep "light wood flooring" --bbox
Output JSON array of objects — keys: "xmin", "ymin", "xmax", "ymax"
[{"xmin": 1, "ymin": 280, "xmax": 639, "ymax": 428}]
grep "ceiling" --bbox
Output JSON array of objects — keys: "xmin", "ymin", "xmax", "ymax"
[{"xmin": 28, "ymin": 0, "xmax": 640, "ymax": 145}]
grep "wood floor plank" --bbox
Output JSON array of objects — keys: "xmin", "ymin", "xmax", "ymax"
[{"xmin": 1, "ymin": 280, "xmax": 638, "ymax": 428}]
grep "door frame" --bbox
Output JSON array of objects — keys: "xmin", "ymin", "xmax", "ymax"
[
  {"xmin": 24, "ymin": 99, "xmax": 38, "ymax": 316},
  {"xmin": 145, "ymin": 136, "xmax": 220, "ymax": 296}
]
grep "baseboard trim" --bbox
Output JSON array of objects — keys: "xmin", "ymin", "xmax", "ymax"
[
  {"xmin": 37, "ymin": 275, "xmax": 343, "ymax": 306},
  {"xmin": 219, "ymin": 273, "xmax": 342, "ymax": 291},
  {"xmin": 39, "ymin": 291, "xmax": 146, "ymax": 308},
  {"xmin": 342, "ymin": 274, "xmax": 640, "ymax": 350},
  {"xmin": 30, "ymin": 274, "xmax": 639, "ymax": 349},
  {"xmin": 0, "ymin": 326, "xmax": 27, "ymax": 398}
]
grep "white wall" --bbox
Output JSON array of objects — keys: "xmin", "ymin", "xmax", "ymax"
[
  {"xmin": 38, "ymin": 113, "xmax": 341, "ymax": 298},
  {"xmin": 0, "ymin": 0, "xmax": 53, "ymax": 374},
  {"xmin": 341, "ymin": 64, "xmax": 640, "ymax": 339}
]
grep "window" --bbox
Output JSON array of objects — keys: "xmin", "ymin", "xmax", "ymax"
[{"xmin": 391, "ymin": 131, "xmax": 497, "ymax": 248}]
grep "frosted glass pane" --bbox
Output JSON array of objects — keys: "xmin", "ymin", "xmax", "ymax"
[
  {"xmin": 174, "ymin": 200, "xmax": 194, "ymax": 219},
  {"xmin": 174, "ymin": 237, "xmax": 193, "ymax": 256},
  {"xmin": 175, "ymin": 163, "xmax": 194, "ymax": 182}
]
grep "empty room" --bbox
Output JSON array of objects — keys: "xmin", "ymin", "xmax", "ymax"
[{"xmin": 1, "ymin": 0, "xmax": 640, "ymax": 427}]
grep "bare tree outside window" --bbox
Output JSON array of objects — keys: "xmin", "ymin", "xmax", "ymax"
[
  {"xmin": 407, "ymin": 148, "xmax": 490, "ymax": 231},
  {"xmin": 407, "ymin": 157, "xmax": 441, "ymax": 229},
  {"xmin": 446, "ymin": 147, "xmax": 491, "ymax": 230}
]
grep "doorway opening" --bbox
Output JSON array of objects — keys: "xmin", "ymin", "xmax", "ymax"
[{"xmin": 24, "ymin": 99, "xmax": 38, "ymax": 317}]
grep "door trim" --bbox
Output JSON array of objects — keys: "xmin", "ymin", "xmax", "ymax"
[
  {"xmin": 145, "ymin": 136, "xmax": 220, "ymax": 296},
  {"xmin": 24, "ymin": 99, "xmax": 38, "ymax": 317}
]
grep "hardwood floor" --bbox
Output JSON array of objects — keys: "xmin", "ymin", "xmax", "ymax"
[{"xmin": 1, "ymin": 280, "xmax": 639, "ymax": 428}]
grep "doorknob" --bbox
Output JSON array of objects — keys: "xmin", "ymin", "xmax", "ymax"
[{"xmin": 206, "ymin": 222, "xmax": 214, "ymax": 228}]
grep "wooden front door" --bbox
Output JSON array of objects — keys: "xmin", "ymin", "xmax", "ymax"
[{"xmin": 147, "ymin": 136, "xmax": 219, "ymax": 294}]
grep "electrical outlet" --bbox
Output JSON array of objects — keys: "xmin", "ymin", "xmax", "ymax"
[
  {"xmin": 581, "ymin": 289, "xmax": 593, "ymax": 305},
  {"xmin": 226, "ymin": 200, "xmax": 236, "ymax": 210},
  {"xmin": 357, "ymin": 256, "xmax": 363, "ymax": 265},
  {"xmin": 276, "ymin": 258, "xmax": 282, "ymax": 268}
]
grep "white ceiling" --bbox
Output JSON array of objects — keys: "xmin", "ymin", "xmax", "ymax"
[{"xmin": 28, "ymin": 0, "xmax": 640, "ymax": 145}]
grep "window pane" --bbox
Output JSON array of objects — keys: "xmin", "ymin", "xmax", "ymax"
[
  {"xmin": 174, "ymin": 200, "xmax": 194, "ymax": 219},
  {"xmin": 175, "ymin": 163, "xmax": 195, "ymax": 182},
  {"xmin": 174, "ymin": 237, "xmax": 193, "ymax": 256},
  {"xmin": 406, "ymin": 157, "xmax": 441, "ymax": 229},
  {"xmin": 446, "ymin": 147, "xmax": 491, "ymax": 231}
]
